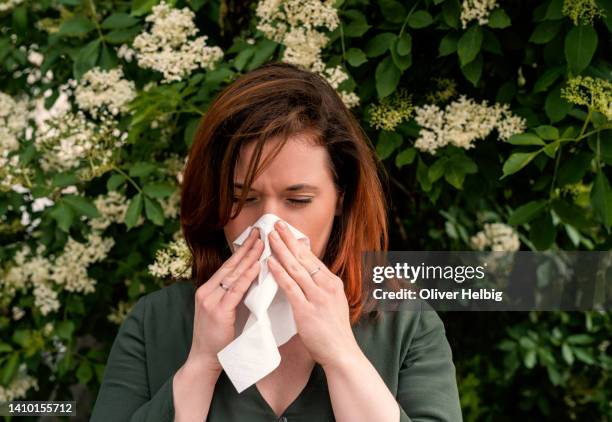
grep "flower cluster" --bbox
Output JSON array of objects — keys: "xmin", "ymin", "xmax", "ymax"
[
  {"xmin": 0, "ymin": 364, "xmax": 39, "ymax": 403},
  {"xmin": 0, "ymin": 0, "xmax": 25, "ymax": 12},
  {"xmin": 0, "ymin": 92, "xmax": 32, "ymax": 191},
  {"xmin": 255, "ymin": 0, "xmax": 359, "ymax": 108},
  {"xmin": 413, "ymin": 95, "xmax": 527, "ymax": 154},
  {"xmin": 34, "ymin": 110, "xmax": 127, "ymax": 179},
  {"xmin": 460, "ymin": 0, "xmax": 499, "ymax": 29},
  {"xmin": 562, "ymin": 0, "xmax": 605, "ymax": 25},
  {"xmin": 1, "ymin": 231, "xmax": 115, "ymax": 315},
  {"xmin": 368, "ymin": 89, "xmax": 414, "ymax": 131},
  {"xmin": 470, "ymin": 222, "xmax": 520, "ymax": 251},
  {"xmin": 561, "ymin": 76, "xmax": 612, "ymax": 121},
  {"xmin": 132, "ymin": 1, "xmax": 224, "ymax": 83},
  {"xmin": 108, "ymin": 300, "xmax": 135, "ymax": 325},
  {"xmin": 148, "ymin": 231, "xmax": 192, "ymax": 279},
  {"xmin": 424, "ymin": 78, "xmax": 458, "ymax": 104},
  {"xmin": 90, "ymin": 190, "xmax": 144, "ymax": 231},
  {"xmin": 74, "ymin": 67, "xmax": 136, "ymax": 119}
]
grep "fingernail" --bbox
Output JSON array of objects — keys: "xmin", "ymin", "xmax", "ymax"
[
  {"xmin": 270, "ymin": 230, "xmax": 280, "ymax": 240},
  {"xmin": 276, "ymin": 220, "xmax": 287, "ymax": 230}
]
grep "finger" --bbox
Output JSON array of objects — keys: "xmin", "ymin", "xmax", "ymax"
[
  {"xmin": 267, "ymin": 255, "xmax": 310, "ymax": 310},
  {"xmin": 199, "ymin": 227, "xmax": 260, "ymax": 297},
  {"xmin": 206, "ymin": 236, "xmax": 264, "ymax": 305},
  {"xmin": 268, "ymin": 229, "xmax": 319, "ymax": 300},
  {"xmin": 273, "ymin": 220, "xmax": 326, "ymax": 286},
  {"xmin": 218, "ymin": 258, "xmax": 261, "ymax": 310}
]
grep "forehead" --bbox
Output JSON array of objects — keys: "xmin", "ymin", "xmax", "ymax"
[{"xmin": 234, "ymin": 133, "xmax": 332, "ymax": 183}]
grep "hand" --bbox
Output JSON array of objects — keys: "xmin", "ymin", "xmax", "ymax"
[
  {"xmin": 187, "ymin": 227, "xmax": 264, "ymax": 372},
  {"xmin": 267, "ymin": 220, "xmax": 363, "ymax": 369}
]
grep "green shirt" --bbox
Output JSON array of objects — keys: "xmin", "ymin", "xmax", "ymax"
[{"xmin": 90, "ymin": 280, "xmax": 462, "ymax": 422}]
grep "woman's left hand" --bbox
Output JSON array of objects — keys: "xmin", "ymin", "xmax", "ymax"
[{"xmin": 266, "ymin": 219, "xmax": 363, "ymax": 369}]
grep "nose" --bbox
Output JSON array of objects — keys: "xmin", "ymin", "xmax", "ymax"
[{"xmin": 260, "ymin": 198, "xmax": 284, "ymax": 218}]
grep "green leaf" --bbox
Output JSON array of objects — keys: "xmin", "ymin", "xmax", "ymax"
[
  {"xmin": 457, "ymin": 25, "xmax": 482, "ymax": 66},
  {"xmin": 506, "ymin": 133, "xmax": 545, "ymax": 146},
  {"xmin": 376, "ymin": 131, "xmax": 403, "ymax": 159},
  {"xmin": 523, "ymin": 349, "xmax": 537, "ymax": 368},
  {"xmin": 56, "ymin": 321, "xmax": 75, "ymax": 340},
  {"xmin": 233, "ymin": 47, "xmax": 255, "ymax": 71},
  {"xmin": 488, "ymin": 8, "xmax": 511, "ymax": 28},
  {"xmin": 438, "ymin": 33, "xmax": 459, "ymax": 57},
  {"xmin": 143, "ymin": 182, "xmax": 175, "ymax": 198},
  {"xmin": 416, "ymin": 157, "xmax": 432, "ymax": 192},
  {"xmin": 76, "ymin": 361, "xmax": 93, "ymax": 385},
  {"xmin": 104, "ymin": 27, "xmax": 141, "ymax": 44},
  {"xmin": 131, "ymin": 0, "xmax": 158, "ymax": 16},
  {"xmin": 342, "ymin": 9, "xmax": 371, "ymax": 37},
  {"xmin": 378, "ymin": 0, "xmax": 407, "ymax": 23},
  {"xmin": 529, "ymin": 20, "xmax": 562, "ymax": 44},
  {"xmin": 107, "ymin": 173, "xmax": 126, "ymax": 191},
  {"xmin": 395, "ymin": 147, "xmax": 416, "ymax": 168},
  {"xmin": 365, "ymin": 33, "xmax": 396, "ymax": 57},
  {"xmin": 566, "ymin": 334, "xmax": 593, "ymax": 345},
  {"xmin": 129, "ymin": 162, "xmax": 157, "ymax": 178},
  {"xmin": 590, "ymin": 171, "xmax": 612, "ymax": 230},
  {"xmin": 534, "ymin": 125, "xmax": 559, "ymax": 140},
  {"xmin": 407, "ymin": 10, "xmax": 433, "ymax": 28},
  {"xmin": 509, "ymin": 200, "xmax": 548, "ymax": 225},
  {"xmin": 1, "ymin": 353, "xmax": 20, "ymax": 386},
  {"xmin": 442, "ymin": 0, "xmax": 460, "ymax": 29},
  {"xmin": 530, "ymin": 212, "xmax": 556, "ymax": 250},
  {"xmin": 58, "ymin": 15, "xmax": 95, "ymax": 37},
  {"xmin": 396, "ymin": 33, "xmax": 412, "ymax": 55},
  {"xmin": 545, "ymin": 84, "xmax": 573, "ymax": 123},
  {"xmin": 73, "ymin": 39, "xmax": 101, "ymax": 79},
  {"xmin": 461, "ymin": 54, "xmax": 482, "ymax": 86},
  {"xmin": 49, "ymin": 202, "xmax": 75, "ymax": 232},
  {"xmin": 63, "ymin": 194, "xmax": 101, "ymax": 218},
  {"xmin": 557, "ymin": 151, "xmax": 593, "ymax": 186},
  {"xmin": 429, "ymin": 157, "xmax": 448, "ymax": 182},
  {"xmin": 561, "ymin": 343, "xmax": 574, "ymax": 365},
  {"xmin": 101, "ymin": 12, "xmax": 139, "ymax": 29},
  {"xmin": 52, "ymin": 172, "xmax": 79, "ymax": 187},
  {"xmin": 533, "ymin": 67, "xmax": 563, "ymax": 93},
  {"xmin": 501, "ymin": 151, "xmax": 538, "ymax": 178},
  {"xmin": 552, "ymin": 199, "xmax": 592, "ymax": 230},
  {"xmin": 375, "ymin": 56, "xmax": 401, "ymax": 98},
  {"xmin": 391, "ymin": 39, "xmax": 412, "ymax": 70},
  {"xmin": 144, "ymin": 196, "xmax": 165, "ymax": 226},
  {"xmin": 346, "ymin": 48, "xmax": 367, "ymax": 67},
  {"xmin": 125, "ymin": 193, "xmax": 143, "ymax": 229},
  {"xmin": 564, "ymin": 25, "xmax": 598, "ymax": 74},
  {"xmin": 246, "ymin": 39, "xmax": 278, "ymax": 71}
]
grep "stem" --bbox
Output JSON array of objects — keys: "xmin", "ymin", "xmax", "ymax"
[
  {"xmin": 111, "ymin": 165, "xmax": 143, "ymax": 193},
  {"xmin": 579, "ymin": 108, "xmax": 592, "ymax": 137},
  {"xmin": 549, "ymin": 145, "xmax": 562, "ymax": 199},
  {"xmin": 399, "ymin": 0, "xmax": 421, "ymax": 38}
]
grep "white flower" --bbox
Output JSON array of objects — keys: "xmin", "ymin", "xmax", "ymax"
[
  {"xmin": 0, "ymin": 0, "xmax": 25, "ymax": 12},
  {"xmin": 470, "ymin": 222, "xmax": 520, "ymax": 251},
  {"xmin": 74, "ymin": 67, "xmax": 136, "ymax": 118},
  {"xmin": 132, "ymin": 1, "xmax": 224, "ymax": 83},
  {"xmin": 255, "ymin": 0, "xmax": 359, "ymax": 108},
  {"xmin": 460, "ymin": 0, "xmax": 499, "ymax": 29},
  {"xmin": 414, "ymin": 95, "xmax": 526, "ymax": 154},
  {"xmin": 148, "ymin": 233, "xmax": 192, "ymax": 279},
  {"xmin": 34, "ymin": 110, "xmax": 127, "ymax": 179}
]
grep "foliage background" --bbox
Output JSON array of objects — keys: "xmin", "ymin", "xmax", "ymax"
[{"xmin": 0, "ymin": 0, "xmax": 611, "ymax": 420}]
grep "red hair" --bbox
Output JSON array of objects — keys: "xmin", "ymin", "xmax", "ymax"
[{"xmin": 180, "ymin": 62, "xmax": 389, "ymax": 324}]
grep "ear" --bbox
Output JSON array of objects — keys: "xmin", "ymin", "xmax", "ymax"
[{"xmin": 334, "ymin": 190, "xmax": 344, "ymax": 216}]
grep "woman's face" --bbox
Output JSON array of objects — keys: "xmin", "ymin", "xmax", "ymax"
[{"xmin": 223, "ymin": 133, "xmax": 342, "ymax": 259}]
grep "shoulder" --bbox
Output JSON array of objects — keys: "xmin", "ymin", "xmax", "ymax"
[{"xmin": 142, "ymin": 279, "xmax": 196, "ymax": 309}]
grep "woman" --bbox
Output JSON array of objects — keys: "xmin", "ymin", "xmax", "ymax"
[{"xmin": 90, "ymin": 62, "xmax": 462, "ymax": 422}]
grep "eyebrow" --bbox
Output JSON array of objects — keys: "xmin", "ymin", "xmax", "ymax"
[{"xmin": 233, "ymin": 182, "xmax": 320, "ymax": 193}]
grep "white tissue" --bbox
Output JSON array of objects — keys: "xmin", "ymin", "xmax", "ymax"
[{"xmin": 217, "ymin": 213, "xmax": 310, "ymax": 393}]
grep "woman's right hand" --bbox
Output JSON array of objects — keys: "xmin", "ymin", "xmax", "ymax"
[{"xmin": 186, "ymin": 227, "xmax": 264, "ymax": 373}]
